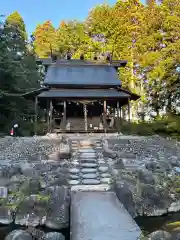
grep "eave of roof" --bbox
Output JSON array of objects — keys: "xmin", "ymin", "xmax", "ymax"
[{"xmin": 38, "ymin": 88, "xmax": 130, "ymax": 100}]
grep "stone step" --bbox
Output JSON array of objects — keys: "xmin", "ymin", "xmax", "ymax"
[
  {"xmin": 71, "ymin": 184, "xmax": 110, "ymax": 192},
  {"xmin": 81, "ymin": 163, "xmax": 98, "ymax": 168},
  {"xmin": 82, "ymin": 179, "xmax": 100, "ymax": 185},
  {"xmin": 81, "ymin": 173, "xmax": 99, "ymax": 179},
  {"xmin": 79, "ymin": 159, "xmax": 97, "ymax": 164},
  {"xmin": 81, "ymin": 168, "xmax": 98, "ymax": 174},
  {"xmin": 79, "ymin": 149, "xmax": 95, "ymax": 153}
]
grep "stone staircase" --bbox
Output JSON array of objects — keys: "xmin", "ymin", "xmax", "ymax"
[
  {"xmin": 66, "ymin": 118, "xmax": 85, "ymax": 132},
  {"xmin": 68, "ymin": 139, "xmax": 112, "ymax": 188}
]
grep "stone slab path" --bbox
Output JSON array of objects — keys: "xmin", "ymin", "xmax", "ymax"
[
  {"xmin": 71, "ymin": 191, "xmax": 141, "ymax": 240},
  {"xmin": 68, "ymin": 139, "xmax": 112, "ymax": 188}
]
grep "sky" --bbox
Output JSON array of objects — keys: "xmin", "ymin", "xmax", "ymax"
[{"xmin": 1, "ymin": 0, "xmax": 145, "ymax": 35}]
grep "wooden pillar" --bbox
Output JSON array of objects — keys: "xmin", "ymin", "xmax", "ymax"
[
  {"xmin": 49, "ymin": 100, "xmax": 53, "ymax": 133},
  {"xmin": 117, "ymin": 101, "xmax": 120, "ymax": 120},
  {"xmin": 34, "ymin": 97, "xmax": 38, "ymax": 135},
  {"xmin": 83, "ymin": 103, "xmax": 88, "ymax": 132},
  {"xmin": 120, "ymin": 106, "xmax": 122, "ymax": 120},
  {"xmin": 128, "ymin": 98, "xmax": 131, "ymax": 123},
  {"xmin": 103, "ymin": 100, "xmax": 107, "ymax": 133},
  {"xmin": 63, "ymin": 101, "xmax": 67, "ymax": 128}
]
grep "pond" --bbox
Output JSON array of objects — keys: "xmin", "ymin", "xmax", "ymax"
[{"xmin": 135, "ymin": 212, "xmax": 180, "ymax": 236}]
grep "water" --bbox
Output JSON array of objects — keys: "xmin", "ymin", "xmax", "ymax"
[{"xmin": 135, "ymin": 212, "xmax": 180, "ymax": 236}]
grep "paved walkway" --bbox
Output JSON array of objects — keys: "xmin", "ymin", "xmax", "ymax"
[
  {"xmin": 71, "ymin": 191, "xmax": 141, "ymax": 240},
  {"xmin": 68, "ymin": 138, "xmax": 141, "ymax": 240}
]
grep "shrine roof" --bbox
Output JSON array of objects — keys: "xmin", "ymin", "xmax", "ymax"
[{"xmin": 43, "ymin": 60, "xmax": 123, "ymax": 87}]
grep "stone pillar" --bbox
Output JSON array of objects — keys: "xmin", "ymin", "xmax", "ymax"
[
  {"xmin": 34, "ymin": 97, "xmax": 38, "ymax": 135},
  {"xmin": 49, "ymin": 100, "xmax": 53, "ymax": 132}
]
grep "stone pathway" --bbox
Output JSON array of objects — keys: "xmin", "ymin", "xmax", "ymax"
[{"xmin": 68, "ymin": 139, "xmax": 112, "ymax": 187}]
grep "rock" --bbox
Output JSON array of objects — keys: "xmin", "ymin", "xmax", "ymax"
[
  {"xmin": 44, "ymin": 186, "xmax": 69, "ymax": 229},
  {"xmin": 82, "ymin": 179, "xmax": 100, "ymax": 185},
  {"xmin": 137, "ymin": 170, "xmax": 155, "ymax": 185},
  {"xmin": 81, "ymin": 168, "xmax": 97, "ymax": 174},
  {"xmin": 81, "ymin": 163, "xmax": 98, "ymax": 168},
  {"xmin": 174, "ymin": 167, "xmax": 180, "ymax": 174},
  {"xmin": 47, "ymin": 173, "xmax": 68, "ymax": 187},
  {"xmin": 5, "ymin": 230, "xmax": 33, "ymax": 240},
  {"xmin": 69, "ymin": 174, "xmax": 79, "ymax": 180},
  {"xmin": 0, "ymin": 207, "xmax": 13, "ymax": 224},
  {"xmin": 20, "ymin": 178, "xmax": 41, "ymax": 195},
  {"xmin": 79, "ymin": 148, "xmax": 95, "ymax": 153},
  {"xmin": 49, "ymin": 152, "xmax": 61, "ymax": 161},
  {"xmin": 101, "ymin": 173, "xmax": 111, "ymax": 178},
  {"xmin": 118, "ymin": 152, "xmax": 136, "ymax": 159},
  {"xmin": 0, "ymin": 165, "xmax": 21, "ymax": 178},
  {"xmin": 30, "ymin": 153, "xmax": 49, "ymax": 161},
  {"xmin": 44, "ymin": 232, "xmax": 65, "ymax": 240},
  {"xmin": 147, "ymin": 230, "xmax": 171, "ymax": 240},
  {"xmin": 136, "ymin": 183, "xmax": 170, "ymax": 216},
  {"xmin": 168, "ymin": 201, "xmax": 180, "ymax": 212},
  {"xmin": 145, "ymin": 161, "xmax": 158, "ymax": 171},
  {"xmin": 59, "ymin": 144, "xmax": 71, "ymax": 159},
  {"xmin": 114, "ymin": 181, "xmax": 136, "ymax": 217},
  {"xmin": 82, "ymin": 173, "xmax": 98, "ymax": 179},
  {"xmin": 100, "ymin": 178, "xmax": 111, "ymax": 184},
  {"xmin": 113, "ymin": 158, "xmax": 125, "ymax": 169},
  {"xmin": 68, "ymin": 180, "xmax": 80, "ymax": 185},
  {"xmin": 103, "ymin": 141, "xmax": 117, "ymax": 159},
  {"xmin": 15, "ymin": 194, "xmax": 48, "ymax": 226},
  {"xmin": 99, "ymin": 166, "xmax": 109, "ymax": 173},
  {"xmin": 80, "ymin": 159, "xmax": 97, "ymax": 163},
  {"xmin": 69, "ymin": 168, "xmax": 80, "ymax": 174},
  {"xmin": 0, "ymin": 186, "xmax": 8, "ymax": 198}
]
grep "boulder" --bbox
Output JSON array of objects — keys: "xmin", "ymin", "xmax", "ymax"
[
  {"xmin": 0, "ymin": 206, "xmax": 13, "ymax": 224},
  {"xmin": 137, "ymin": 169, "xmax": 155, "ymax": 185},
  {"xmin": 20, "ymin": 178, "xmax": 41, "ymax": 195},
  {"xmin": 44, "ymin": 232, "xmax": 65, "ymax": 240},
  {"xmin": 114, "ymin": 181, "xmax": 136, "ymax": 217},
  {"xmin": 44, "ymin": 186, "xmax": 69, "ymax": 229},
  {"xmin": 15, "ymin": 194, "xmax": 49, "ymax": 226},
  {"xmin": 59, "ymin": 144, "xmax": 71, "ymax": 159},
  {"xmin": 113, "ymin": 158, "xmax": 125, "ymax": 169},
  {"xmin": 135, "ymin": 183, "xmax": 170, "ymax": 216},
  {"xmin": 102, "ymin": 140, "xmax": 117, "ymax": 159},
  {"xmin": 49, "ymin": 152, "xmax": 61, "ymax": 161},
  {"xmin": 5, "ymin": 230, "xmax": 32, "ymax": 240},
  {"xmin": 147, "ymin": 230, "xmax": 171, "ymax": 240}
]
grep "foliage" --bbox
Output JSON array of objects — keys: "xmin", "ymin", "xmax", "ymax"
[
  {"xmin": 0, "ymin": 13, "xmax": 40, "ymax": 133},
  {"xmin": 1, "ymin": 0, "xmax": 180, "ymax": 135},
  {"xmin": 118, "ymin": 114, "xmax": 180, "ymax": 137}
]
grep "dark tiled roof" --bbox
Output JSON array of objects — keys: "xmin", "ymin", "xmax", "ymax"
[
  {"xmin": 38, "ymin": 89, "xmax": 130, "ymax": 99},
  {"xmin": 44, "ymin": 63, "xmax": 121, "ymax": 86}
]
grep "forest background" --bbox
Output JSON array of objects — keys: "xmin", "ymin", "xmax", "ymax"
[{"xmin": 0, "ymin": 0, "xmax": 180, "ymax": 136}]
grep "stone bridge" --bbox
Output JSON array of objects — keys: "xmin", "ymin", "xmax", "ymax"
[{"xmin": 67, "ymin": 136, "xmax": 141, "ymax": 240}]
